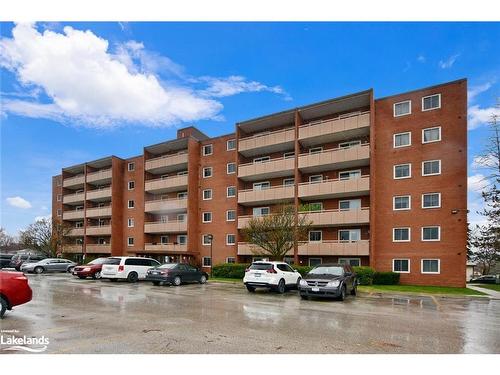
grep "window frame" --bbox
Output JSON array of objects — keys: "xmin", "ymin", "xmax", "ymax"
[
  {"xmin": 202, "ymin": 144, "xmax": 213, "ymax": 156},
  {"xmin": 128, "ymin": 180, "xmax": 135, "ymax": 190},
  {"xmin": 339, "ymin": 140, "xmax": 362, "ymax": 149},
  {"xmin": 393, "ymin": 100, "xmax": 412, "ymax": 117},
  {"xmin": 309, "ymin": 147, "xmax": 323, "ymax": 154},
  {"xmin": 394, "ymin": 163, "xmax": 412, "ymax": 179},
  {"xmin": 253, "ymin": 181, "xmax": 270, "ymax": 190},
  {"xmin": 177, "ymin": 235, "xmax": 187, "ymax": 245},
  {"xmin": 393, "ymin": 227, "xmax": 411, "ymax": 242},
  {"xmin": 226, "ymin": 210, "xmax": 236, "ymax": 222},
  {"xmin": 226, "ymin": 186, "xmax": 236, "ymax": 198},
  {"xmin": 422, "ymin": 193, "xmax": 441, "ymax": 209},
  {"xmin": 202, "ymin": 189, "xmax": 213, "ymax": 201},
  {"xmin": 422, "ymin": 160, "xmax": 441, "ymax": 176},
  {"xmin": 308, "ymin": 257, "xmax": 322, "ymax": 267},
  {"xmin": 309, "ymin": 175, "xmax": 323, "ymax": 183},
  {"xmin": 392, "ymin": 259, "xmax": 410, "ymax": 273},
  {"xmin": 127, "ymin": 200, "xmax": 135, "ymax": 209},
  {"xmin": 422, "ymin": 126, "xmax": 442, "ymax": 144},
  {"xmin": 393, "ymin": 132, "xmax": 412, "ymax": 148},
  {"xmin": 202, "ymin": 257, "xmax": 212, "ymax": 268},
  {"xmin": 202, "ymin": 167, "xmax": 213, "ymax": 178},
  {"xmin": 127, "ymin": 237, "xmax": 134, "ymax": 246},
  {"xmin": 308, "ymin": 230, "xmax": 323, "ymax": 242},
  {"xmin": 127, "ymin": 218, "xmax": 134, "ymax": 228},
  {"xmin": 422, "ymin": 94, "xmax": 441, "ymax": 112},
  {"xmin": 226, "ymin": 234, "xmax": 236, "ymax": 246},
  {"xmin": 393, "ymin": 195, "xmax": 411, "ymax": 211},
  {"xmin": 421, "ymin": 226, "xmax": 441, "ymax": 241},
  {"xmin": 202, "ymin": 235, "xmax": 212, "ymax": 246},
  {"xmin": 253, "ymin": 156, "xmax": 271, "ymax": 164},
  {"xmin": 338, "ymin": 229, "xmax": 361, "ymax": 242},
  {"xmin": 127, "ymin": 162, "xmax": 135, "ymax": 171},
  {"xmin": 339, "ymin": 257, "xmax": 361, "ymax": 267},
  {"xmin": 421, "ymin": 259, "xmax": 440, "ymax": 274},
  {"xmin": 202, "ymin": 212, "xmax": 212, "ymax": 223},
  {"xmin": 339, "ymin": 169, "xmax": 361, "ymax": 180},
  {"xmin": 283, "ymin": 151, "xmax": 295, "ymax": 159},
  {"xmin": 226, "ymin": 139, "xmax": 236, "ymax": 151},
  {"xmin": 227, "ymin": 162, "xmax": 236, "ymax": 174},
  {"xmin": 283, "ymin": 178, "xmax": 295, "ymax": 186},
  {"xmin": 226, "ymin": 257, "xmax": 236, "ymax": 264}
]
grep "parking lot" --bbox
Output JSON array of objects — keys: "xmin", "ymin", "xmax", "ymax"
[{"xmin": 2, "ymin": 273, "xmax": 499, "ymax": 354}]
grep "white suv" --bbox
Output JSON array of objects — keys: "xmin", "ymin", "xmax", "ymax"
[
  {"xmin": 101, "ymin": 257, "xmax": 161, "ymax": 282},
  {"xmin": 243, "ymin": 261, "xmax": 301, "ymax": 294}
]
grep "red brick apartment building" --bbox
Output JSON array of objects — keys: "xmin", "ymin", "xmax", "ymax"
[{"xmin": 52, "ymin": 79, "xmax": 467, "ymax": 287}]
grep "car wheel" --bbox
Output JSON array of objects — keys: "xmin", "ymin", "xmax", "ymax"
[
  {"xmin": 339, "ymin": 285, "xmax": 346, "ymax": 301},
  {"xmin": 173, "ymin": 276, "xmax": 182, "ymax": 286},
  {"xmin": 300, "ymin": 294, "xmax": 309, "ymax": 300},
  {"xmin": 246, "ymin": 285, "xmax": 256, "ymax": 292},
  {"xmin": 276, "ymin": 279, "xmax": 286, "ymax": 294},
  {"xmin": 152, "ymin": 281, "xmax": 160, "ymax": 286},
  {"xmin": 78, "ymin": 276, "xmax": 86, "ymax": 279},
  {"xmin": 92, "ymin": 271, "xmax": 101, "ymax": 280},
  {"xmin": 296, "ymin": 277, "xmax": 302, "ymax": 290},
  {"xmin": 34, "ymin": 266, "xmax": 44, "ymax": 274},
  {"xmin": 0, "ymin": 297, "xmax": 7, "ymax": 319},
  {"xmin": 127, "ymin": 272, "xmax": 139, "ymax": 283},
  {"xmin": 350, "ymin": 283, "xmax": 357, "ymax": 296},
  {"xmin": 199, "ymin": 275, "xmax": 207, "ymax": 284},
  {"xmin": 67, "ymin": 267, "xmax": 74, "ymax": 273}
]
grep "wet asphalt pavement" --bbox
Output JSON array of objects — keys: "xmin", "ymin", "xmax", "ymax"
[{"xmin": 1, "ymin": 273, "xmax": 499, "ymax": 354}]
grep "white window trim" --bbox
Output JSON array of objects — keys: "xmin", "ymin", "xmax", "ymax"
[
  {"xmin": 308, "ymin": 230, "xmax": 323, "ymax": 243},
  {"xmin": 253, "ymin": 156, "xmax": 270, "ymax": 164},
  {"xmin": 393, "ymin": 195, "xmax": 411, "ymax": 211},
  {"xmin": 202, "ymin": 144, "xmax": 213, "ymax": 156},
  {"xmin": 127, "ymin": 237, "xmax": 134, "ymax": 246},
  {"xmin": 283, "ymin": 152, "xmax": 295, "ymax": 159},
  {"xmin": 227, "ymin": 139, "xmax": 236, "ymax": 151},
  {"xmin": 127, "ymin": 218, "xmax": 134, "ymax": 228},
  {"xmin": 226, "ymin": 234, "xmax": 236, "ymax": 246},
  {"xmin": 392, "ymin": 259, "xmax": 411, "ymax": 274},
  {"xmin": 339, "ymin": 169, "xmax": 362, "ymax": 180},
  {"xmin": 309, "ymin": 174, "xmax": 323, "ymax": 183},
  {"xmin": 128, "ymin": 200, "xmax": 134, "ymax": 209},
  {"xmin": 128, "ymin": 181, "xmax": 135, "ymax": 190},
  {"xmin": 57, "ymin": 194, "xmax": 62, "ymax": 202},
  {"xmin": 422, "ymin": 94, "xmax": 441, "ymax": 112},
  {"xmin": 227, "ymin": 186, "xmax": 236, "ymax": 198},
  {"xmin": 338, "ymin": 229, "xmax": 361, "ymax": 242},
  {"xmin": 393, "ymin": 227, "xmax": 411, "ymax": 242},
  {"xmin": 160, "ymin": 236, "xmax": 169, "ymax": 244},
  {"xmin": 202, "ymin": 257, "xmax": 212, "ymax": 268},
  {"xmin": 422, "ymin": 126, "xmax": 442, "ymax": 144},
  {"xmin": 226, "ymin": 257, "xmax": 236, "ymax": 263},
  {"xmin": 422, "ymin": 160, "xmax": 441, "ymax": 176},
  {"xmin": 339, "ymin": 199, "xmax": 361, "ymax": 211},
  {"xmin": 253, "ymin": 181, "xmax": 270, "ymax": 190},
  {"xmin": 339, "ymin": 140, "xmax": 362, "ymax": 149},
  {"xmin": 339, "ymin": 257, "xmax": 362, "ymax": 267},
  {"xmin": 421, "ymin": 259, "xmax": 441, "ymax": 274},
  {"xmin": 177, "ymin": 192, "xmax": 188, "ymax": 199},
  {"xmin": 393, "ymin": 132, "xmax": 412, "ymax": 148},
  {"xmin": 202, "ymin": 212, "xmax": 212, "ymax": 223},
  {"xmin": 422, "ymin": 193, "xmax": 441, "ymax": 209},
  {"xmin": 127, "ymin": 162, "xmax": 135, "ymax": 171},
  {"xmin": 394, "ymin": 163, "xmax": 412, "ymax": 179},
  {"xmin": 227, "ymin": 163, "xmax": 236, "ymax": 174},
  {"xmin": 202, "ymin": 235, "xmax": 212, "ymax": 246},
  {"xmin": 283, "ymin": 178, "xmax": 294, "ymax": 186},
  {"xmin": 393, "ymin": 100, "xmax": 412, "ymax": 117},
  {"xmin": 202, "ymin": 189, "xmax": 212, "ymax": 201},
  {"xmin": 308, "ymin": 257, "xmax": 322, "ymax": 266},
  {"xmin": 421, "ymin": 226, "xmax": 441, "ymax": 241},
  {"xmin": 57, "ymin": 209, "xmax": 62, "ymax": 216},
  {"xmin": 226, "ymin": 210, "xmax": 236, "ymax": 222},
  {"xmin": 309, "ymin": 147, "xmax": 323, "ymax": 154},
  {"xmin": 203, "ymin": 167, "xmax": 213, "ymax": 178},
  {"xmin": 253, "ymin": 207, "xmax": 270, "ymax": 217},
  {"xmin": 177, "ymin": 235, "xmax": 187, "ymax": 245}
]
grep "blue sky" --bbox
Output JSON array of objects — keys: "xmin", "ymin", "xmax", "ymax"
[{"xmin": 1, "ymin": 22, "xmax": 499, "ymax": 236}]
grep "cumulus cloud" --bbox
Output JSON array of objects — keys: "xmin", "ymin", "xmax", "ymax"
[
  {"xmin": 468, "ymin": 174, "xmax": 489, "ymax": 193},
  {"xmin": 468, "ymin": 104, "xmax": 500, "ymax": 130},
  {"xmin": 438, "ymin": 53, "xmax": 460, "ymax": 69},
  {"xmin": 6, "ymin": 196, "xmax": 32, "ymax": 209}
]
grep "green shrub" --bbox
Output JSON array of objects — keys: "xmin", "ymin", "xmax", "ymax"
[
  {"xmin": 353, "ymin": 266, "xmax": 375, "ymax": 285},
  {"xmin": 212, "ymin": 263, "xmax": 250, "ymax": 279},
  {"xmin": 373, "ymin": 271, "xmax": 400, "ymax": 285},
  {"xmin": 291, "ymin": 265, "xmax": 313, "ymax": 276}
]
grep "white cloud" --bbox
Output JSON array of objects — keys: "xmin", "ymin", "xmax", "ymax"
[
  {"xmin": 468, "ymin": 81, "xmax": 495, "ymax": 102},
  {"xmin": 438, "ymin": 53, "xmax": 460, "ymax": 69},
  {"xmin": 35, "ymin": 214, "xmax": 51, "ymax": 222},
  {"xmin": 468, "ymin": 174, "xmax": 489, "ymax": 193},
  {"xmin": 468, "ymin": 104, "xmax": 500, "ymax": 130},
  {"xmin": 417, "ymin": 54, "xmax": 426, "ymax": 63},
  {"xmin": 6, "ymin": 196, "xmax": 32, "ymax": 209}
]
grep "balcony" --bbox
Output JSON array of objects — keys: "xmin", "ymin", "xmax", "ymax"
[
  {"xmin": 238, "ymin": 185, "xmax": 294, "ymax": 206},
  {"xmin": 238, "ymin": 127, "xmax": 295, "ymax": 157},
  {"xmin": 298, "ymin": 144, "xmax": 370, "ymax": 173},
  {"xmin": 144, "ymin": 220, "xmax": 188, "ymax": 234},
  {"xmin": 300, "ymin": 208, "xmax": 370, "ymax": 227},
  {"xmin": 87, "ymin": 169, "xmax": 112, "ymax": 184},
  {"xmin": 298, "ymin": 240, "xmax": 370, "ymax": 256},
  {"xmin": 86, "ymin": 225, "xmax": 111, "ymax": 236},
  {"xmin": 86, "ymin": 207, "xmax": 112, "ymax": 218},
  {"xmin": 63, "ymin": 192, "xmax": 85, "ymax": 205},
  {"xmin": 298, "ymin": 112, "xmax": 370, "ymax": 146},
  {"xmin": 298, "ymin": 175, "xmax": 370, "ymax": 200},
  {"xmin": 238, "ymin": 157, "xmax": 295, "ymax": 181},
  {"xmin": 63, "ymin": 210, "xmax": 84, "ymax": 220},
  {"xmin": 145, "ymin": 175, "xmax": 188, "ymax": 194},
  {"xmin": 145, "ymin": 152, "xmax": 188, "ymax": 174},
  {"xmin": 144, "ymin": 243, "xmax": 188, "ymax": 253},
  {"xmin": 86, "ymin": 244, "xmax": 111, "ymax": 254},
  {"xmin": 86, "ymin": 187, "xmax": 112, "ymax": 201},
  {"xmin": 237, "ymin": 242, "xmax": 292, "ymax": 256},
  {"xmin": 63, "ymin": 244, "xmax": 83, "ymax": 253},
  {"xmin": 67, "ymin": 228, "xmax": 84, "ymax": 237},
  {"xmin": 63, "ymin": 175, "xmax": 85, "ymax": 188},
  {"xmin": 145, "ymin": 198, "xmax": 188, "ymax": 214}
]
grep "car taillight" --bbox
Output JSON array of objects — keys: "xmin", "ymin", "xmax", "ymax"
[
  {"xmin": 245, "ymin": 268, "xmax": 250, "ymax": 272},
  {"xmin": 266, "ymin": 267, "xmax": 277, "ymax": 274},
  {"xmin": 14, "ymin": 276, "xmax": 28, "ymax": 281},
  {"xmin": 118, "ymin": 265, "xmax": 124, "ymax": 272}
]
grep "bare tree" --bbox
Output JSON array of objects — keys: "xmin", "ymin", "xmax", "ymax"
[
  {"xmin": 242, "ymin": 205, "xmax": 312, "ymax": 261},
  {"xmin": 0, "ymin": 228, "xmax": 14, "ymax": 250},
  {"xmin": 52, "ymin": 218, "xmax": 73, "ymax": 256},
  {"xmin": 19, "ymin": 218, "xmax": 72, "ymax": 257},
  {"xmin": 474, "ymin": 99, "xmax": 500, "ymax": 181}
]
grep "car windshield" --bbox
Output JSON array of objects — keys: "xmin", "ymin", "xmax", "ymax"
[
  {"xmin": 309, "ymin": 266, "xmax": 344, "ymax": 276},
  {"xmin": 249, "ymin": 263, "xmax": 273, "ymax": 270},
  {"xmin": 158, "ymin": 264, "xmax": 178, "ymax": 269},
  {"xmin": 88, "ymin": 258, "xmax": 112, "ymax": 265}
]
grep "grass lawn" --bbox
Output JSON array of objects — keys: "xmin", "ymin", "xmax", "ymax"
[
  {"xmin": 359, "ymin": 284, "xmax": 486, "ymax": 296},
  {"xmin": 471, "ymin": 284, "xmax": 500, "ymax": 292},
  {"xmin": 209, "ymin": 277, "xmax": 242, "ymax": 284}
]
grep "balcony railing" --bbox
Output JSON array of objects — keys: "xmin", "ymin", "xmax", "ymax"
[
  {"xmin": 238, "ymin": 157, "xmax": 294, "ymax": 180},
  {"xmin": 144, "ymin": 243, "xmax": 188, "ymax": 253},
  {"xmin": 298, "ymin": 175, "xmax": 370, "ymax": 199},
  {"xmin": 67, "ymin": 228, "xmax": 84, "ymax": 236},
  {"xmin": 298, "ymin": 240, "xmax": 369, "ymax": 256},
  {"xmin": 63, "ymin": 192, "xmax": 85, "ymax": 204},
  {"xmin": 238, "ymin": 127, "xmax": 295, "ymax": 155},
  {"xmin": 63, "ymin": 175, "xmax": 85, "ymax": 188},
  {"xmin": 86, "ymin": 225, "xmax": 111, "ymax": 236},
  {"xmin": 238, "ymin": 185, "xmax": 294, "ymax": 205},
  {"xmin": 144, "ymin": 220, "xmax": 188, "ymax": 233},
  {"xmin": 145, "ymin": 197, "xmax": 188, "ymax": 213},
  {"xmin": 298, "ymin": 144, "xmax": 370, "ymax": 172},
  {"xmin": 63, "ymin": 244, "xmax": 83, "ymax": 253},
  {"xmin": 145, "ymin": 175, "xmax": 188, "ymax": 193},
  {"xmin": 63, "ymin": 210, "xmax": 84, "ymax": 220},
  {"xmin": 86, "ymin": 207, "xmax": 112, "ymax": 218},
  {"xmin": 87, "ymin": 168, "xmax": 112, "ymax": 183},
  {"xmin": 86, "ymin": 187, "xmax": 112, "ymax": 201},
  {"xmin": 145, "ymin": 152, "xmax": 188, "ymax": 172},
  {"xmin": 86, "ymin": 244, "xmax": 111, "ymax": 254}
]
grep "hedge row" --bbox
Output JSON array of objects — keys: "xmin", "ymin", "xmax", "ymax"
[
  {"xmin": 353, "ymin": 266, "xmax": 375, "ymax": 285},
  {"xmin": 212, "ymin": 263, "xmax": 250, "ymax": 279}
]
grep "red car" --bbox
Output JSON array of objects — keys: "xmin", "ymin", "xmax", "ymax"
[
  {"xmin": 72, "ymin": 257, "xmax": 113, "ymax": 279},
  {"xmin": 0, "ymin": 271, "xmax": 32, "ymax": 318}
]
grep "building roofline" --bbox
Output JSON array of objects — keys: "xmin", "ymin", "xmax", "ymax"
[{"xmin": 375, "ymin": 78, "xmax": 467, "ymax": 101}]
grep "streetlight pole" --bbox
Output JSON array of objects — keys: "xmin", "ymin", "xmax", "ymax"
[{"xmin": 208, "ymin": 234, "xmax": 214, "ymax": 277}]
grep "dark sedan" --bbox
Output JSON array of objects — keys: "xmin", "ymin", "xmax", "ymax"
[
  {"xmin": 145, "ymin": 263, "xmax": 208, "ymax": 286},
  {"xmin": 470, "ymin": 275, "xmax": 499, "ymax": 284},
  {"xmin": 298, "ymin": 263, "xmax": 357, "ymax": 301}
]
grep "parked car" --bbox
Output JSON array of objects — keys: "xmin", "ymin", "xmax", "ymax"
[
  {"xmin": 0, "ymin": 270, "xmax": 32, "ymax": 318},
  {"xmin": 9, "ymin": 253, "xmax": 46, "ymax": 271},
  {"xmin": 0, "ymin": 253, "xmax": 13, "ymax": 268},
  {"xmin": 72, "ymin": 257, "xmax": 115, "ymax": 279},
  {"xmin": 469, "ymin": 275, "xmax": 499, "ymax": 284},
  {"xmin": 21, "ymin": 258, "xmax": 76, "ymax": 274},
  {"xmin": 243, "ymin": 261, "xmax": 302, "ymax": 294},
  {"xmin": 101, "ymin": 257, "xmax": 161, "ymax": 282},
  {"xmin": 298, "ymin": 263, "xmax": 357, "ymax": 301},
  {"xmin": 145, "ymin": 263, "xmax": 209, "ymax": 286}
]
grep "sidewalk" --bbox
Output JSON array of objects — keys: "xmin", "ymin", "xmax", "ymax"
[{"xmin": 467, "ymin": 285, "xmax": 500, "ymax": 299}]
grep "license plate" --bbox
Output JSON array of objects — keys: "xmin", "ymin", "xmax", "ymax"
[
  {"xmin": 312, "ymin": 287, "xmax": 320, "ymax": 292},
  {"xmin": 254, "ymin": 273, "xmax": 261, "ymax": 278}
]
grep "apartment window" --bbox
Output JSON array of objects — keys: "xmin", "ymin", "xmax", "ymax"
[
  {"xmin": 339, "ymin": 170, "xmax": 361, "ymax": 180},
  {"xmin": 422, "ymin": 94, "xmax": 441, "ymax": 111},
  {"xmin": 127, "ymin": 162, "xmax": 135, "ymax": 171},
  {"xmin": 422, "ymin": 226, "xmax": 440, "ymax": 241},
  {"xmin": 393, "ymin": 195, "xmax": 411, "ymax": 210},
  {"xmin": 227, "ymin": 139, "xmax": 236, "ymax": 151},
  {"xmin": 339, "ymin": 199, "xmax": 361, "ymax": 210},
  {"xmin": 177, "ymin": 214, "xmax": 186, "ymax": 222},
  {"xmin": 308, "ymin": 202, "xmax": 323, "ymax": 212},
  {"xmin": 422, "ymin": 193, "xmax": 441, "ymax": 209},
  {"xmin": 75, "ymin": 206, "xmax": 84, "ymax": 211},
  {"xmin": 127, "ymin": 237, "xmax": 134, "ymax": 246},
  {"xmin": 160, "ymin": 236, "xmax": 169, "ymax": 244},
  {"xmin": 283, "ymin": 178, "xmax": 294, "ymax": 186},
  {"xmin": 203, "ymin": 167, "xmax": 212, "ymax": 178},
  {"xmin": 393, "ymin": 259, "xmax": 410, "ymax": 273},
  {"xmin": 98, "ymin": 202, "xmax": 105, "ymax": 208},
  {"xmin": 422, "ymin": 160, "xmax": 441, "ymax": 176},
  {"xmin": 128, "ymin": 181, "xmax": 135, "ymax": 190},
  {"xmin": 98, "ymin": 238, "xmax": 106, "ymax": 245},
  {"xmin": 339, "ymin": 258, "xmax": 361, "ymax": 267},
  {"xmin": 76, "ymin": 238, "xmax": 83, "ymax": 245},
  {"xmin": 394, "ymin": 100, "xmax": 411, "ymax": 117},
  {"xmin": 226, "ymin": 234, "xmax": 236, "ymax": 245},
  {"xmin": 202, "ymin": 212, "xmax": 212, "ymax": 223},
  {"xmin": 57, "ymin": 194, "xmax": 62, "ymax": 202},
  {"xmin": 309, "ymin": 175, "xmax": 323, "ymax": 184},
  {"xmin": 339, "ymin": 140, "xmax": 361, "ymax": 149},
  {"xmin": 309, "ymin": 147, "xmax": 323, "ymax": 154},
  {"xmin": 177, "ymin": 170, "xmax": 188, "ymax": 176},
  {"xmin": 283, "ymin": 152, "xmax": 295, "ymax": 159},
  {"xmin": 57, "ymin": 209, "xmax": 62, "ymax": 217},
  {"xmin": 127, "ymin": 218, "xmax": 134, "ymax": 227},
  {"xmin": 253, "ymin": 207, "xmax": 270, "ymax": 217},
  {"xmin": 309, "ymin": 258, "xmax": 322, "ymax": 267},
  {"xmin": 226, "ymin": 210, "xmax": 236, "ymax": 221},
  {"xmin": 422, "ymin": 126, "xmax": 441, "ymax": 143},
  {"xmin": 75, "ymin": 222, "xmax": 83, "ymax": 228},
  {"xmin": 160, "ymin": 215, "xmax": 168, "ymax": 223},
  {"xmin": 394, "ymin": 132, "xmax": 411, "ymax": 148},
  {"xmin": 227, "ymin": 186, "xmax": 236, "ymax": 197},
  {"xmin": 202, "ymin": 235, "xmax": 212, "ymax": 246},
  {"xmin": 202, "ymin": 144, "xmax": 213, "ymax": 156},
  {"xmin": 394, "ymin": 164, "xmax": 411, "ymax": 179},
  {"xmin": 253, "ymin": 156, "xmax": 270, "ymax": 163},
  {"xmin": 203, "ymin": 257, "xmax": 212, "ymax": 267},
  {"xmin": 227, "ymin": 163, "xmax": 236, "ymax": 174},
  {"xmin": 226, "ymin": 257, "xmax": 236, "ymax": 264},
  {"xmin": 160, "ymin": 174, "xmax": 169, "ymax": 180},
  {"xmin": 422, "ymin": 259, "xmax": 440, "ymax": 274},
  {"xmin": 178, "ymin": 192, "xmax": 188, "ymax": 199},
  {"xmin": 56, "ymin": 178, "xmax": 62, "ymax": 187},
  {"xmin": 253, "ymin": 181, "xmax": 270, "ymax": 190},
  {"xmin": 393, "ymin": 227, "xmax": 410, "ymax": 242},
  {"xmin": 339, "ymin": 229, "xmax": 361, "ymax": 242},
  {"xmin": 309, "ymin": 231, "xmax": 322, "ymax": 242},
  {"xmin": 128, "ymin": 200, "xmax": 134, "ymax": 208},
  {"xmin": 177, "ymin": 235, "xmax": 187, "ymax": 245},
  {"xmin": 203, "ymin": 189, "xmax": 212, "ymax": 200}
]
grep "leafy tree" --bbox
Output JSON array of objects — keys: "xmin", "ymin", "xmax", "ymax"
[
  {"xmin": 19, "ymin": 218, "xmax": 71, "ymax": 257},
  {"xmin": 242, "ymin": 205, "xmax": 312, "ymax": 261}
]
